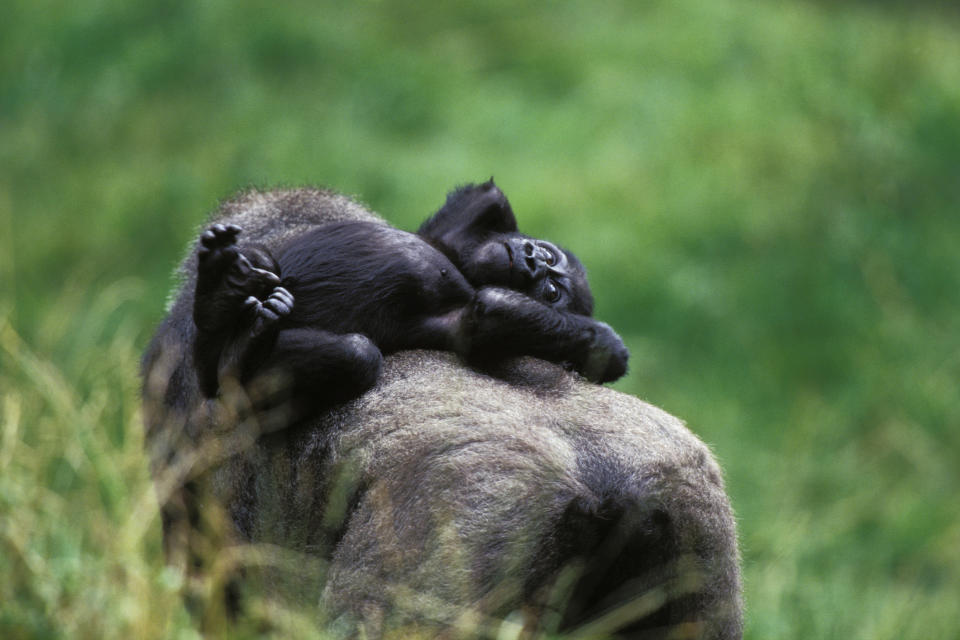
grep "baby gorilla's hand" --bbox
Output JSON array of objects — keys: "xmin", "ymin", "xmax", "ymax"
[
  {"xmin": 243, "ymin": 287, "xmax": 294, "ymax": 337},
  {"xmin": 582, "ymin": 321, "xmax": 629, "ymax": 383}
]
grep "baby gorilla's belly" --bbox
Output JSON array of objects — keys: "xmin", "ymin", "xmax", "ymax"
[{"xmin": 275, "ymin": 221, "xmax": 474, "ymax": 347}]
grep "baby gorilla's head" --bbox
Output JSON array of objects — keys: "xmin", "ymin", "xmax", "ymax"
[{"xmin": 419, "ymin": 180, "xmax": 594, "ymax": 316}]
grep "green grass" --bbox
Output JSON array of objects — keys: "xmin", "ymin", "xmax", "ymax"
[{"xmin": 2, "ymin": 0, "xmax": 959, "ymax": 637}]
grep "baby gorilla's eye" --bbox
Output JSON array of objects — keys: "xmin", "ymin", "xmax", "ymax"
[
  {"xmin": 544, "ymin": 280, "xmax": 561, "ymax": 303},
  {"xmin": 544, "ymin": 248, "xmax": 558, "ymax": 266}
]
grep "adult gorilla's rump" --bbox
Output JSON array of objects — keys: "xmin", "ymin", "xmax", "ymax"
[{"xmin": 228, "ymin": 352, "xmax": 743, "ymax": 638}]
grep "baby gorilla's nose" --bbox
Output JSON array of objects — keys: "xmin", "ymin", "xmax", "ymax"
[
  {"xmin": 522, "ymin": 241, "xmax": 539, "ymax": 275},
  {"xmin": 521, "ymin": 240, "xmax": 549, "ymax": 278}
]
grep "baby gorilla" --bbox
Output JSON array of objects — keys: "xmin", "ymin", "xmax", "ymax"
[{"xmin": 193, "ymin": 180, "xmax": 628, "ymax": 417}]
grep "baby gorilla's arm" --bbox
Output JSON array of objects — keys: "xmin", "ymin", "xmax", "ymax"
[{"xmin": 467, "ymin": 287, "xmax": 629, "ymax": 383}]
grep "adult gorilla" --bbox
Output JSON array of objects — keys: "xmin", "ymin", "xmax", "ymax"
[{"xmin": 142, "ymin": 187, "xmax": 742, "ymax": 639}]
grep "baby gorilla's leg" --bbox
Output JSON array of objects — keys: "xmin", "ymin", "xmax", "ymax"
[
  {"xmin": 245, "ymin": 329, "xmax": 384, "ymax": 425},
  {"xmin": 193, "ymin": 224, "xmax": 290, "ymax": 397}
]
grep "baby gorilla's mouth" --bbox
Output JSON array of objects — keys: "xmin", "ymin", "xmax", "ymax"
[{"xmin": 502, "ymin": 241, "xmax": 530, "ymax": 290}]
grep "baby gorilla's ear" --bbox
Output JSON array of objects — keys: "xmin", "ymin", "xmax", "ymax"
[
  {"xmin": 467, "ymin": 179, "xmax": 519, "ymax": 234},
  {"xmin": 418, "ymin": 180, "xmax": 519, "ymax": 248}
]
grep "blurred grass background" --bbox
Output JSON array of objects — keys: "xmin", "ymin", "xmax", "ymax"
[{"xmin": 2, "ymin": 0, "xmax": 959, "ymax": 637}]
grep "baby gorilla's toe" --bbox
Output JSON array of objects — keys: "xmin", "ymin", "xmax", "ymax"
[
  {"xmin": 225, "ymin": 252, "xmax": 280, "ymax": 300},
  {"xmin": 198, "ymin": 224, "xmax": 242, "ymax": 261}
]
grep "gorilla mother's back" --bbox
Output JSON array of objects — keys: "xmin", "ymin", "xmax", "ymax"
[{"xmin": 142, "ymin": 187, "xmax": 743, "ymax": 638}]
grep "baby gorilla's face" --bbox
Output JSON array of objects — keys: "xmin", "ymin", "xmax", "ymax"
[
  {"xmin": 418, "ymin": 179, "xmax": 595, "ymax": 316},
  {"xmin": 467, "ymin": 238, "xmax": 512, "ymax": 286},
  {"xmin": 466, "ymin": 234, "xmax": 594, "ymax": 315}
]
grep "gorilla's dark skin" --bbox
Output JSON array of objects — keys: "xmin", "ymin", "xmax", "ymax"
[{"xmin": 193, "ymin": 180, "xmax": 628, "ymax": 417}]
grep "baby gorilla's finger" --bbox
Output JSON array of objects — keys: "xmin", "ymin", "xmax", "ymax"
[
  {"xmin": 242, "ymin": 296, "xmax": 262, "ymax": 314},
  {"xmin": 270, "ymin": 287, "xmax": 294, "ymax": 307},
  {"xmin": 264, "ymin": 293, "xmax": 292, "ymax": 317},
  {"xmin": 257, "ymin": 307, "xmax": 280, "ymax": 323}
]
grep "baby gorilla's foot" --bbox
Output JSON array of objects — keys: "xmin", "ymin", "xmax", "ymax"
[
  {"xmin": 197, "ymin": 223, "xmax": 242, "ymax": 279},
  {"xmin": 194, "ymin": 224, "xmax": 281, "ymax": 332}
]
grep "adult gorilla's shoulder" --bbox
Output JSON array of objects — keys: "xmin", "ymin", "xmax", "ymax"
[{"xmin": 213, "ymin": 350, "xmax": 742, "ymax": 638}]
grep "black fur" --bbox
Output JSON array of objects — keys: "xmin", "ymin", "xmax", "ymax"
[{"xmin": 194, "ymin": 180, "xmax": 628, "ymax": 417}]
